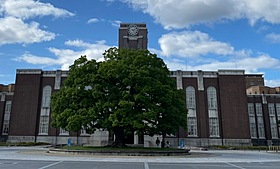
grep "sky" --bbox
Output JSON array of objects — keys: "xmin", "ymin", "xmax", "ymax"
[{"xmin": 0, "ymin": 0, "xmax": 280, "ymax": 86}]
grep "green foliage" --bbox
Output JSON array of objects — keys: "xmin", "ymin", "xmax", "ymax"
[
  {"xmin": 51, "ymin": 48, "xmax": 188, "ymax": 143},
  {"xmin": 0, "ymin": 142, "xmax": 50, "ymax": 146},
  {"xmin": 210, "ymin": 145, "xmax": 268, "ymax": 150}
]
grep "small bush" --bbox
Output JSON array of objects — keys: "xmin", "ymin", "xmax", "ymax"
[
  {"xmin": 209, "ymin": 145, "xmax": 267, "ymax": 150},
  {"xmin": 0, "ymin": 142, "xmax": 50, "ymax": 146}
]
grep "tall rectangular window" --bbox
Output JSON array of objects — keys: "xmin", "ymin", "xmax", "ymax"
[
  {"xmin": 276, "ymin": 103, "xmax": 280, "ymax": 137},
  {"xmin": 209, "ymin": 117, "xmax": 219, "ymax": 137},
  {"xmin": 207, "ymin": 86, "xmax": 219, "ymax": 137},
  {"xmin": 2, "ymin": 101, "xmax": 12, "ymax": 134},
  {"xmin": 187, "ymin": 117, "xmax": 197, "ymax": 136},
  {"xmin": 268, "ymin": 103, "xmax": 278, "ymax": 138},
  {"xmin": 186, "ymin": 86, "xmax": 197, "ymax": 137},
  {"xmin": 39, "ymin": 86, "xmax": 51, "ymax": 135},
  {"xmin": 256, "ymin": 103, "xmax": 265, "ymax": 138},
  {"xmin": 248, "ymin": 103, "xmax": 257, "ymax": 138},
  {"xmin": 39, "ymin": 116, "xmax": 49, "ymax": 134}
]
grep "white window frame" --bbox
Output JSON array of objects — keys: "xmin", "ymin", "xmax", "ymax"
[
  {"xmin": 39, "ymin": 86, "xmax": 51, "ymax": 135},
  {"xmin": 207, "ymin": 86, "xmax": 217, "ymax": 109},
  {"xmin": 276, "ymin": 103, "xmax": 280, "ymax": 137},
  {"xmin": 255, "ymin": 103, "xmax": 265, "ymax": 138},
  {"xmin": 209, "ymin": 117, "xmax": 219, "ymax": 137},
  {"xmin": 248, "ymin": 103, "xmax": 257, "ymax": 138},
  {"xmin": 59, "ymin": 128, "xmax": 69, "ymax": 135},
  {"xmin": 187, "ymin": 117, "xmax": 197, "ymax": 136},
  {"xmin": 207, "ymin": 86, "xmax": 219, "ymax": 137},
  {"xmin": 268, "ymin": 103, "xmax": 278, "ymax": 138},
  {"xmin": 2, "ymin": 101, "xmax": 12, "ymax": 135},
  {"xmin": 186, "ymin": 86, "xmax": 196, "ymax": 109},
  {"xmin": 186, "ymin": 86, "xmax": 198, "ymax": 137}
]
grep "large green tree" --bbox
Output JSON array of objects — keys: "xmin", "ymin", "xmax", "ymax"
[{"xmin": 51, "ymin": 47, "xmax": 188, "ymax": 147}]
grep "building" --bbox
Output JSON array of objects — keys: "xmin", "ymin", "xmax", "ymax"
[
  {"xmin": 0, "ymin": 84, "xmax": 14, "ymax": 142},
  {"xmin": 247, "ymin": 86, "xmax": 280, "ymax": 95},
  {"xmin": 1, "ymin": 23, "xmax": 280, "ymax": 147},
  {"xmin": 245, "ymin": 74, "xmax": 264, "ymax": 88}
]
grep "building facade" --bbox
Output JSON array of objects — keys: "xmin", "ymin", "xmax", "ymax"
[{"xmin": 1, "ymin": 23, "xmax": 280, "ymax": 147}]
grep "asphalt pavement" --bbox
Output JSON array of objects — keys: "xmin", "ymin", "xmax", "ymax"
[{"xmin": 0, "ymin": 146, "xmax": 279, "ymax": 169}]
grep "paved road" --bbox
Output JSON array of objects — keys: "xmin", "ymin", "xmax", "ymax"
[
  {"xmin": 0, "ymin": 147, "xmax": 279, "ymax": 169},
  {"xmin": 1, "ymin": 159, "xmax": 280, "ymax": 169}
]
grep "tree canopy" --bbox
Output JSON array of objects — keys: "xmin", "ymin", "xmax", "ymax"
[{"xmin": 51, "ymin": 47, "xmax": 188, "ymax": 147}]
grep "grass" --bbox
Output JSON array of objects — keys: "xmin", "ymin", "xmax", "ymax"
[
  {"xmin": 0, "ymin": 142, "xmax": 50, "ymax": 146},
  {"xmin": 59, "ymin": 146, "xmax": 183, "ymax": 151},
  {"xmin": 209, "ymin": 145, "xmax": 268, "ymax": 150}
]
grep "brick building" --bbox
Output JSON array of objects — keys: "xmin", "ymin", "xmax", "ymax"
[{"xmin": 1, "ymin": 23, "xmax": 280, "ymax": 146}]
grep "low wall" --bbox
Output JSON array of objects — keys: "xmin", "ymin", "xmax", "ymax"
[{"xmin": 49, "ymin": 148, "xmax": 190, "ymax": 156}]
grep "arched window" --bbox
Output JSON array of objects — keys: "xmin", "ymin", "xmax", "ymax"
[
  {"xmin": 207, "ymin": 86, "xmax": 217, "ymax": 109},
  {"xmin": 42, "ymin": 86, "xmax": 51, "ymax": 107},
  {"xmin": 186, "ymin": 86, "xmax": 197, "ymax": 137},
  {"xmin": 186, "ymin": 86, "xmax": 195, "ymax": 109},
  {"xmin": 39, "ymin": 85, "xmax": 52, "ymax": 135},
  {"xmin": 207, "ymin": 86, "xmax": 219, "ymax": 137}
]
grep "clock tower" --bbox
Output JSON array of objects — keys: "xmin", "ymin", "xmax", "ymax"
[{"xmin": 118, "ymin": 23, "xmax": 148, "ymax": 50}]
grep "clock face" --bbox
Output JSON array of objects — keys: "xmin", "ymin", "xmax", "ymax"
[{"xmin": 128, "ymin": 25, "xmax": 139, "ymax": 36}]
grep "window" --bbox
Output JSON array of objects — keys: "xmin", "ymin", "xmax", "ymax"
[
  {"xmin": 186, "ymin": 86, "xmax": 195, "ymax": 108},
  {"xmin": 255, "ymin": 91, "xmax": 258, "ymax": 94},
  {"xmin": 42, "ymin": 86, "xmax": 51, "ymax": 107},
  {"xmin": 186, "ymin": 86, "xmax": 197, "ymax": 137},
  {"xmin": 39, "ymin": 86, "xmax": 51, "ymax": 135},
  {"xmin": 207, "ymin": 86, "xmax": 217, "ymax": 109},
  {"xmin": 250, "ymin": 80, "xmax": 254, "ymax": 85},
  {"xmin": 60, "ymin": 128, "xmax": 69, "ymax": 135},
  {"xmin": 81, "ymin": 126, "xmax": 89, "ymax": 135},
  {"xmin": 268, "ymin": 103, "xmax": 278, "ymax": 138},
  {"xmin": 248, "ymin": 103, "xmax": 257, "ymax": 138},
  {"xmin": 39, "ymin": 116, "xmax": 49, "ymax": 134},
  {"xmin": 256, "ymin": 103, "xmax": 265, "ymax": 138},
  {"xmin": 276, "ymin": 103, "xmax": 280, "ymax": 136},
  {"xmin": 2, "ymin": 101, "xmax": 12, "ymax": 135},
  {"xmin": 209, "ymin": 117, "xmax": 219, "ymax": 137},
  {"xmin": 207, "ymin": 86, "xmax": 219, "ymax": 137},
  {"xmin": 258, "ymin": 80, "xmax": 262, "ymax": 86},
  {"xmin": 187, "ymin": 117, "xmax": 197, "ymax": 136}
]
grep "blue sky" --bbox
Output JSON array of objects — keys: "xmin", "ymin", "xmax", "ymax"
[{"xmin": 0, "ymin": 0, "xmax": 280, "ymax": 86}]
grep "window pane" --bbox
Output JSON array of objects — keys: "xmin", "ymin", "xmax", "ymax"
[
  {"xmin": 187, "ymin": 117, "xmax": 197, "ymax": 136},
  {"xmin": 186, "ymin": 86, "xmax": 195, "ymax": 108},
  {"xmin": 207, "ymin": 87, "xmax": 217, "ymax": 109}
]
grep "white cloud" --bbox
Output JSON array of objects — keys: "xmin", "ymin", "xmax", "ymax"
[
  {"xmin": 0, "ymin": 17, "xmax": 55, "ymax": 46},
  {"xmin": 158, "ymin": 31, "xmax": 234, "ymax": 57},
  {"xmin": 87, "ymin": 18, "xmax": 99, "ymax": 24},
  {"xmin": 265, "ymin": 33, "xmax": 280, "ymax": 43},
  {"xmin": 110, "ymin": 20, "xmax": 121, "ymax": 27},
  {"xmin": 256, "ymin": 25, "xmax": 270, "ymax": 33},
  {"xmin": 14, "ymin": 53, "xmax": 57, "ymax": 65},
  {"xmin": 163, "ymin": 53, "xmax": 280, "ymax": 73},
  {"xmin": 0, "ymin": 0, "xmax": 75, "ymax": 46},
  {"xmin": 118, "ymin": 0, "xmax": 280, "ymax": 29},
  {"xmin": 15, "ymin": 40, "xmax": 113, "ymax": 70},
  {"xmin": 265, "ymin": 79, "xmax": 280, "ymax": 87},
  {"xmin": 1, "ymin": 0, "xmax": 75, "ymax": 19},
  {"xmin": 0, "ymin": 74, "xmax": 4, "ymax": 77}
]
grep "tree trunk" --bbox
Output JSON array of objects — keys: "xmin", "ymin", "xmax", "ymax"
[
  {"xmin": 161, "ymin": 133, "xmax": 166, "ymax": 148},
  {"xmin": 111, "ymin": 127, "xmax": 127, "ymax": 148}
]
